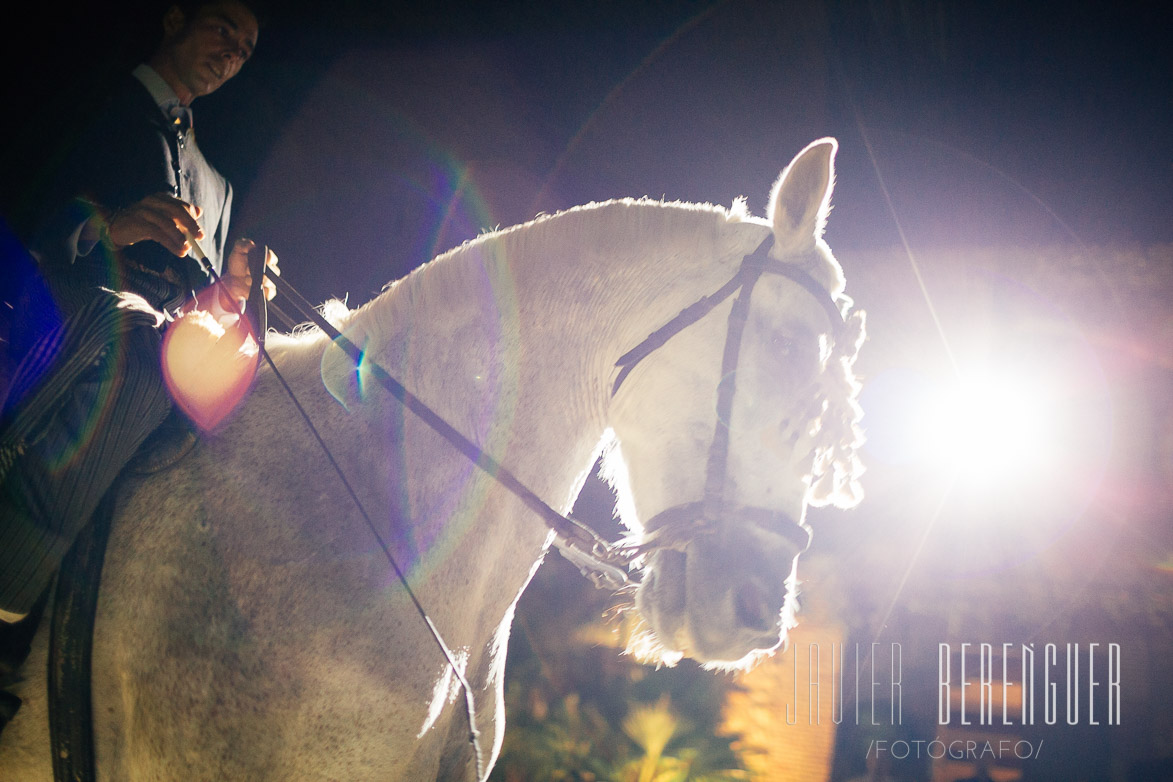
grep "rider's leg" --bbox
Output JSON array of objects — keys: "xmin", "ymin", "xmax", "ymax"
[{"xmin": 0, "ymin": 316, "xmax": 170, "ymax": 617}]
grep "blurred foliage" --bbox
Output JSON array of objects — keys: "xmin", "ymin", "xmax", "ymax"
[{"xmin": 489, "ymin": 525, "xmax": 749, "ymax": 782}]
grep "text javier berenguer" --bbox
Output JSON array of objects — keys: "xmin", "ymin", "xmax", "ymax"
[{"xmin": 938, "ymin": 643, "xmax": 1121, "ymax": 726}]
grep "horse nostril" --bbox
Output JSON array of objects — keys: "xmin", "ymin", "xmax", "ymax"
[{"xmin": 733, "ymin": 581, "xmax": 774, "ymax": 632}]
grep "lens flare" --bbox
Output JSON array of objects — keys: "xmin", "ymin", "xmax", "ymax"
[{"xmin": 162, "ymin": 308, "xmax": 258, "ymax": 431}]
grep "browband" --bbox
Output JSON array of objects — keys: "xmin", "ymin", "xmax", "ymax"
[{"xmin": 612, "ymin": 234, "xmax": 845, "ymax": 396}]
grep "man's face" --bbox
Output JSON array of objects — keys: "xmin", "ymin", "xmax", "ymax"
[{"xmin": 160, "ymin": 1, "xmax": 258, "ymax": 103}]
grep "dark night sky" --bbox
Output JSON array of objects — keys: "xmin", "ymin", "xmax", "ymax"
[
  {"xmin": 2, "ymin": 0, "xmax": 1169, "ymax": 306},
  {"xmin": 2, "ymin": 1, "xmax": 1171, "ymax": 571}
]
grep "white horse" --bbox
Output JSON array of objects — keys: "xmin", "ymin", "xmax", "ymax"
[{"xmin": 0, "ymin": 138, "xmax": 865, "ymax": 780}]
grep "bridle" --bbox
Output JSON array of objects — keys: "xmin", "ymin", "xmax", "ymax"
[
  {"xmin": 52, "ymin": 230, "xmax": 849, "ymax": 782},
  {"xmin": 260, "ymin": 230, "xmax": 848, "ymax": 778},
  {"xmin": 265, "ymin": 232, "xmax": 846, "ymax": 590},
  {"xmin": 609, "ymin": 233, "xmax": 847, "ymax": 561}
]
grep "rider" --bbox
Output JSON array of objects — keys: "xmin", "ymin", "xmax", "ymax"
[{"xmin": 0, "ymin": 0, "xmax": 266, "ymax": 730}]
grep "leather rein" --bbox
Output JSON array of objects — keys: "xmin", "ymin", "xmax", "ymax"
[
  {"xmin": 49, "ymin": 230, "xmax": 847, "ymax": 782},
  {"xmin": 266, "ymin": 232, "xmax": 846, "ymax": 586},
  {"xmin": 245, "ymin": 232, "xmax": 848, "ymax": 779}
]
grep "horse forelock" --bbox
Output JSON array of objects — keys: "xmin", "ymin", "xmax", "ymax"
[{"xmin": 808, "ymin": 307, "xmax": 867, "ymax": 509}]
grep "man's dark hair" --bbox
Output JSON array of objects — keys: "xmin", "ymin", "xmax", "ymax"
[{"xmin": 164, "ymin": 0, "xmax": 269, "ymax": 29}]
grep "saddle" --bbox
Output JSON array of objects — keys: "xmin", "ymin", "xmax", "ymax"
[
  {"xmin": 0, "ymin": 253, "xmax": 270, "ymax": 780},
  {"xmin": 128, "ymin": 411, "xmax": 199, "ymax": 475},
  {"xmin": 44, "ymin": 258, "xmax": 271, "ymax": 782}
]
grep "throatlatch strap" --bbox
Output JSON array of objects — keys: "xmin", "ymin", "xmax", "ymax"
[{"xmin": 612, "ymin": 263, "xmax": 752, "ymax": 396}]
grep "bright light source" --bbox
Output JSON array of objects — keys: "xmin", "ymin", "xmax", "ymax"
[
  {"xmin": 915, "ymin": 368, "xmax": 1055, "ymax": 487},
  {"xmin": 862, "ymin": 362, "xmax": 1065, "ymax": 493}
]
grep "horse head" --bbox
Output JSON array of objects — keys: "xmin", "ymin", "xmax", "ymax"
[{"xmin": 606, "ymin": 139, "xmax": 866, "ymax": 668}]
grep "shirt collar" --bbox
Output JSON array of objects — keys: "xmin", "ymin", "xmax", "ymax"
[
  {"xmin": 133, "ymin": 64, "xmax": 181, "ymax": 109},
  {"xmin": 132, "ymin": 63, "xmax": 190, "ymax": 125}
]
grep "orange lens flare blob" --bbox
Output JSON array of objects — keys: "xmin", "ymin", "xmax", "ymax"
[{"xmin": 162, "ymin": 309, "xmax": 258, "ymax": 431}]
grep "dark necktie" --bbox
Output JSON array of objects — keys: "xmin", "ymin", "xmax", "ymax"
[
  {"xmin": 165, "ymin": 106, "xmax": 193, "ymax": 198},
  {"xmin": 168, "ymin": 106, "xmax": 192, "ymax": 138}
]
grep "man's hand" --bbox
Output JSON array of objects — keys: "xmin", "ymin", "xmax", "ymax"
[
  {"xmin": 220, "ymin": 238, "xmax": 280, "ymax": 311},
  {"xmin": 105, "ymin": 193, "xmax": 205, "ymax": 256}
]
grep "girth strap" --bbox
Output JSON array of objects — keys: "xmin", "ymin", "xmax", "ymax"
[{"xmin": 49, "ymin": 490, "xmax": 115, "ymax": 782}]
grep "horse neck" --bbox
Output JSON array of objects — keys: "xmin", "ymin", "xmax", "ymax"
[{"xmin": 315, "ymin": 200, "xmax": 757, "ymax": 512}]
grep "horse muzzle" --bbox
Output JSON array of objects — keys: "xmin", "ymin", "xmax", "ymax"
[{"xmin": 634, "ymin": 506, "xmax": 809, "ymax": 665}]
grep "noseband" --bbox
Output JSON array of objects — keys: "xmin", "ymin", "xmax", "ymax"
[
  {"xmin": 174, "ymin": 231, "xmax": 849, "ymax": 781},
  {"xmin": 611, "ymin": 234, "xmax": 846, "ymax": 560}
]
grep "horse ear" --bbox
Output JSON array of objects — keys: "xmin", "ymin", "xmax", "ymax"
[{"xmin": 768, "ymin": 137, "xmax": 837, "ymax": 255}]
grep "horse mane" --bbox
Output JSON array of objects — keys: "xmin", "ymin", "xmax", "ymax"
[
  {"xmin": 263, "ymin": 198, "xmax": 749, "ymax": 359},
  {"xmin": 263, "ymin": 195, "xmax": 866, "ymax": 511},
  {"xmin": 377, "ymin": 197, "xmax": 756, "ymax": 328}
]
